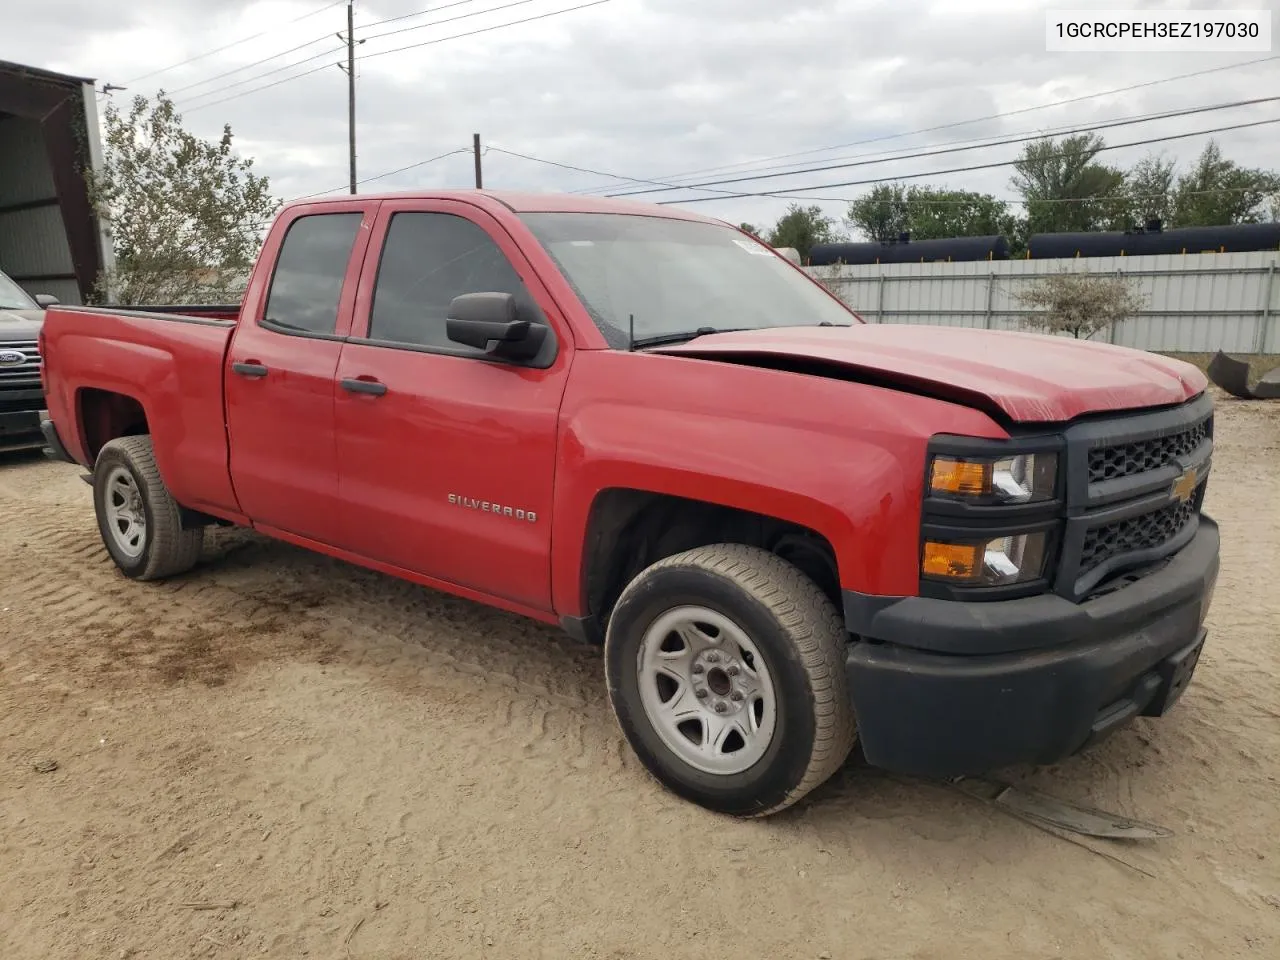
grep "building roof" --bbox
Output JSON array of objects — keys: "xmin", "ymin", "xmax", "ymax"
[{"xmin": 0, "ymin": 59, "xmax": 96, "ymax": 88}]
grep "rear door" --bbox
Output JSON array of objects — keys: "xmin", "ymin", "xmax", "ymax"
[
  {"xmin": 332, "ymin": 199, "xmax": 574, "ymax": 612},
  {"xmin": 225, "ymin": 203, "xmax": 373, "ymax": 543}
]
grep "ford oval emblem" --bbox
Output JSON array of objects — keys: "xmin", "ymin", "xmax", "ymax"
[{"xmin": 0, "ymin": 349, "xmax": 27, "ymax": 366}]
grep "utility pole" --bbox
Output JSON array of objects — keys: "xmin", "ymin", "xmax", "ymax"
[
  {"xmin": 473, "ymin": 133, "xmax": 483, "ymax": 189},
  {"xmin": 346, "ymin": 1, "xmax": 357, "ymax": 193},
  {"xmin": 336, "ymin": 3, "xmax": 359, "ymax": 193}
]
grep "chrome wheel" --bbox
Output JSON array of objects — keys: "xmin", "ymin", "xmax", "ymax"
[
  {"xmin": 636, "ymin": 605, "xmax": 778, "ymax": 776},
  {"xmin": 104, "ymin": 465, "xmax": 146, "ymax": 559}
]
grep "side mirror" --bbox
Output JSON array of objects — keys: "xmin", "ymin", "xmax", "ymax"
[
  {"xmin": 35, "ymin": 294, "xmax": 59, "ymax": 308},
  {"xmin": 446, "ymin": 292, "xmax": 548, "ymax": 362}
]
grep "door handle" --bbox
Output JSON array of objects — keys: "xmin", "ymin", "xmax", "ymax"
[
  {"xmin": 232, "ymin": 361, "xmax": 269, "ymax": 378},
  {"xmin": 341, "ymin": 377, "xmax": 387, "ymax": 397}
]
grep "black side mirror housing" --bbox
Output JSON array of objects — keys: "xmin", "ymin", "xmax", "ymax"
[
  {"xmin": 446, "ymin": 292, "xmax": 548, "ymax": 362},
  {"xmin": 35, "ymin": 294, "xmax": 59, "ymax": 308}
]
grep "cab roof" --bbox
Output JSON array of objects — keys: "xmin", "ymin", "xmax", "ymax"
[{"xmin": 288, "ymin": 189, "xmax": 725, "ymax": 224}]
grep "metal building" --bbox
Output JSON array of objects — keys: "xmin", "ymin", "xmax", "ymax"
[
  {"xmin": 806, "ymin": 250, "xmax": 1280, "ymax": 355},
  {"xmin": 0, "ymin": 60, "xmax": 112, "ymax": 305}
]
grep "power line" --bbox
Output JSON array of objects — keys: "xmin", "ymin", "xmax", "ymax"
[
  {"xmin": 360, "ymin": 0, "xmax": 615, "ymax": 62},
  {"xmin": 486, "ymin": 145, "xmax": 1278, "ymax": 208},
  {"xmin": 362, "ymin": 0, "xmax": 544, "ymax": 42},
  {"xmin": 174, "ymin": 43, "xmax": 343, "ymax": 107},
  {"xmin": 573, "ymin": 54, "xmax": 1280, "ymax": 194},
  {"xmin": 182, "ymin": 61, "xmax": 341, "ymax": 114},
  {"xmin": 484, "ymin": 145, "xmax": 730, "ymax": 194},
  {"xmin": 243, "ymin": 147, "xmax": 472, "ymax": 227},
  {"xmin": 239, "ymin": 182, "xmax": 1273, "ymax": 236},
  {"xmin": 480, "ymin": 100, "xmax": 1280, "ymax": 205},
  {"xmin": 606, "ymin": 96, "xmax": 1280, "ymax": 199},
  {"xmin": 175, "ymin": 0, "xmax": 613, "ymax": 109},
  {"xmin": 169, "ymin": 2, "xmax": 512, "ymax": 106},
  {"xmin": 362, "ymin": 0, "xmax": 490, "ymax": 29},
  {"xmin": 169, "ymin": 0, "xmax": 497, "ymax": 101},
  {"xmin": 499, "ymin": 109, "xmax": 1191, "ymax": 199},
  {"xmin": 165, "ymin": 33, "xmax": 334, "ymax": 97},
  {"xmin": 807, "ymin": 186, "xmax": 1272, "ymax": 208},
  {"xmin": 653, "ymin": 116, "xmax": 1280, "ymax": 205},
  {"xmin": 123, "ymin": 0, "xmax": 346, "ymax": 85},
  {"xmin": 582, "ymin": 101, "xmax": 1241, "ymax": 197},
  {"xmin": 347, "ymin": 146, "xmax": 473, "ymax": 193},
  {"xmin": 471, "ymin": 146, "xmax": 1280, "ymax": 211}
]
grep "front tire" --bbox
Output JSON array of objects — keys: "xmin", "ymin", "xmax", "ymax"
[
  {"xmin": 93, "ymin": 435, "xmax": 203, "ymax": 580},
  {"xmin": 604, "ymin": 544, "xmax": 856, "ymax": 817}
]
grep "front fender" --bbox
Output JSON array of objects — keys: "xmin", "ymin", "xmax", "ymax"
[{"xmin": 548, "ymin": 350, "xmax": 1007, "ymax": 618}]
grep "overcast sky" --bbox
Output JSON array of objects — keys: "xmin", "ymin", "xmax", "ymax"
[{"xmin": 4, "ymin": 0, "xmax": 1277, "ymax": 234}]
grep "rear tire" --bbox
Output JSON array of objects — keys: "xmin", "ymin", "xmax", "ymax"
[
  {"xmin": 93, "ymin": 435, "xmax": 203, "ymax": 580},
  {"xmin": 604, "ymin": 543, "xmax": 856, "ymax": 817}
]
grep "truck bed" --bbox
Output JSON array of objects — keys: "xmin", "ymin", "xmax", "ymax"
[{"xmin": 41, "ymin": 304, "xmax": 242, "ymax": 519}]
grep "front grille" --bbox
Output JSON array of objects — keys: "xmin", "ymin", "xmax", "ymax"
[
  {"xmin": 1088, "ymin": 416, "xmax": 1210, "ymax": 483},
  {"xmin": 1079, "ymin": 496, "xmax": 1198, "ymax": 574},
  {"xmin": 0, "ymin": 340, "xmax": 42, "ymax": 390}
]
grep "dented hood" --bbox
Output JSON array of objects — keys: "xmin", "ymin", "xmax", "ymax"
[{"xmin": 654, "ymin": 324, "xmax": 1207, "ymax": 423}]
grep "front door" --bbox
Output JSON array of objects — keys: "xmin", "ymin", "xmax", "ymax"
[
  {"xmin": 333, "ymin": 201, "xmax": 573, "ymax": 612},
  {"xmin": 226, "ymin": 206, "xmax": 371, "ymax": 544}
]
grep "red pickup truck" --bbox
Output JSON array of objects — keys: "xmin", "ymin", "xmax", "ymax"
[{"xmin": 39, "ymin": 190, "xmax": 1219, "ymax": 816}]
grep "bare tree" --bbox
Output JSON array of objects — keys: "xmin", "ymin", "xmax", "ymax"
[
  {"xmin": 809, "ymin": 264, "xmax": 846, "ymax": 299},
  {"xmin": 1015, "ymin": 270, "xmax": 1146, "ymax": 340}
]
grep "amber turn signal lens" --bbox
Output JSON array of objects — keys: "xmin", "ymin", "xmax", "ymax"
[
  {"xmin": 921, "ymin": 541, "xmax": 980, "ymax": 580},
  {"xmin": 929, "ymin": 457, "xmax": 991, "ymax": 496}
]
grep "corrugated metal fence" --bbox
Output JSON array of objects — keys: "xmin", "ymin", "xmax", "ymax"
[{"xmin": 804, "ymin": 249, "xmax": 1280, "ymax": 354}]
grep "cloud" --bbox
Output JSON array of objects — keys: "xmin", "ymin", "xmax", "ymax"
[{"xmin": 2, "ymin": 0, "xmax": 1275, "ymax": 232}]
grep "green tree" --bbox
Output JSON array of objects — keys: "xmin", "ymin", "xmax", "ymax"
[
  {"xmin": 844, "ymin": 183, "xmax": 910, "ymax": 242},
  {"xmin": 737, "ymin": 222, "xmax": 765, "ymax": 239},
  {"xmin": 1124, "ymin": 152, "xmax": 1176, "ymax": 226},
  {"xmin": 766, "ymin": 203, "xmax": 842, "ymax": 260},
  {"xmin": 1015, "ymin": 270, "xmax": 1146, "ymax": 340},
  {"xmin": 846, "ymin": 183, "xmax": 1017, "ymax": 243},
  {"xmin": 1011, "ymin": 133, "xmax": 1129, "ymax": 234},
  {"xmin": 903, "ymin": 186, "xmax": 1015, "ymax": 240},
  {"xmin": 1170, "ymin": 139, "xmax": 1280, "ymax": 227},
  {"xmin": 87, "ymin": 91, "xmax": 279, "ymax": 304}
]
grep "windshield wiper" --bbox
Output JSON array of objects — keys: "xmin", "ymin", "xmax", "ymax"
[{"xmin": 631, "ymin": 326, "xmax": 746, "ymax": 350}]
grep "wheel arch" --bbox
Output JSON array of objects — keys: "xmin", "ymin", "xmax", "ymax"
[
  {"xmin": 76, "ymin": 387, "xmax": 151, "ymax": 463},
  {"xmin": 567, "ymin": 487, "xmax": 843, "ymax": 644}
]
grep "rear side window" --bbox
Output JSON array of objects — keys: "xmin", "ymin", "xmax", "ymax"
[
  {"xmin": 263, "ymin": 213, "xmax": 362, "ymax": 335},
  {"xmin": 368, "ymin": 212, "xmax": 531, "ymax": 351}
]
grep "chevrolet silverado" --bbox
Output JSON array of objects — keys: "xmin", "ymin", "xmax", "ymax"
[{"xmin": 38, "ymin": 190, "xmax": 1219, "ymax": 816}]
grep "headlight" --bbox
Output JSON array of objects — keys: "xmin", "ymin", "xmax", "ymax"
[
  {"xmin": 928, "ymin": 453, "xmax": 1057, "ymax": 504},
  {"xmin": 921, "ymin": 532, "xmax": 1049, "ymax": 586}
]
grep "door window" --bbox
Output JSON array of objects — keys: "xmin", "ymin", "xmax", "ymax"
[
  {"xmin": 263, "ymin": 213, "xmax": 363, "ymax": 335},
  {"xmin": 368, "ymin": 212, "xmax": 531, "ymax": 351}
]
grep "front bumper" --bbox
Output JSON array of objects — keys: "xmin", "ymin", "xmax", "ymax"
[
  {"xmin": 0, "ymin": 408, "xmax": 44, "ymax": 451},
  {"xmin": 40, "ymin": 414, "xmax": 78, "ymax": 463},
  {"xmin": 843, "ymin": 516, "xmax": 1219, "ymax": 778}
]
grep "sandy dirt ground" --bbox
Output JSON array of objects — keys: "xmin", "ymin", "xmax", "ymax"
[{"xmin": 1, "ymin": 391, "xmax": 1277, "ymax": 960}]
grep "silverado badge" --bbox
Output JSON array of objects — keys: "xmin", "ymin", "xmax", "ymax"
[{"xmin": 1170, "ymin": 466, "xmax": 1199, "ymax": 504}]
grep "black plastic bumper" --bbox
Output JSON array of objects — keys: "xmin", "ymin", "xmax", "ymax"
[
  {"xmin": 0, "ymin": 409, "xmax": 44, "ymax": 451},
  {"xmin": 844, "ymin": 516, "xmax": 1219, "ymax": 778},
  {"xmin": 39, "ymin": 415, "xmax": 77, "ymax": 464}
]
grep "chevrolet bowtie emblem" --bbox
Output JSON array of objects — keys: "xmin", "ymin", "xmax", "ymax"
[{"xmin": 1171, "ymin": 466, "xmax": 1199, "ymax": 504}]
